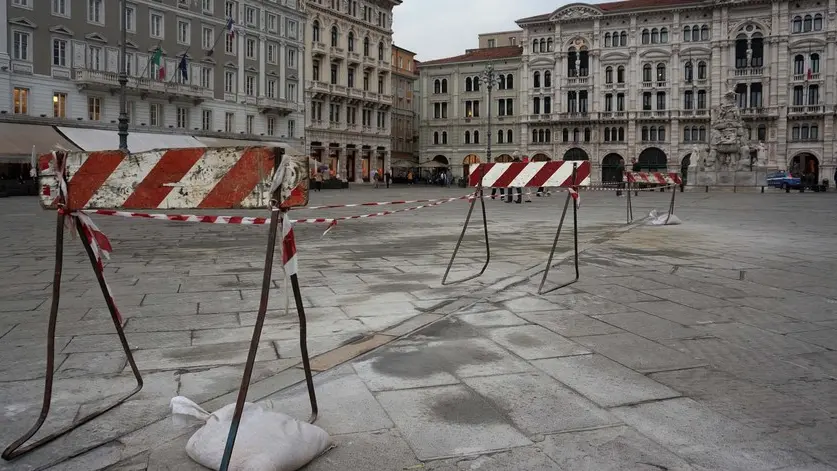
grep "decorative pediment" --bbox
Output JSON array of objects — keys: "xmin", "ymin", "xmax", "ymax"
[
  {"xmin": 600, "ymin": 51, "xmax": 630, "ymax": 62},
  {"xmin": 246, "ymin": 66, "xmax": 258, "ymax": 73},
  {"xmin": 225, "ymin": 61, "xmax": 238, "ymax": 69},
  {"xmin": 639, "ymin": 48, "xmax": 671, "ymax": 59},
  {"xmin": 789, "ymin": 37, "xmax": 826, "ymax": 50},
  {"xmin": 121, "ymin": 40, "xmax": 139, "ymax": 49},
  {"xmin": 201, "ymin": 57, "xmax": 217, "ymax": 65},
  {"xmin": 85, "ymin": 32, "xmax": 107, "ymax": 43},
  {"xmin": 288, "ymin": 72, "xmax": 299, "ymax": 80},
  {"xmin": 49, "ymin": 25, "xmax": 73, "ymax": 35},
  {"xmin": 529, "ymin": 56, "xmax": 556, "ymax": 66},
  {"xmin": 9, "ymin": 17, "xmax": 36, "ymax": 29},
  {"xmin": 267, "ymin": 70, "xmax": 279, "ymax": 76},
  {"xmin": 551, "ymin": 4, "xmax": 602, "ymax": 22},
  {"xmin": 680, "ymin": 46, "xmax": 712, "ymax": 57},
  {"xmin": 177, "ymin": 51, "xmax": 193, "ymax": 59}
]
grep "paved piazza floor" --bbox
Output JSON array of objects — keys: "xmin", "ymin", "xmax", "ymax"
[{"xmin": 1, "ymin": 186, "xmax": 836, "ymax": 470}]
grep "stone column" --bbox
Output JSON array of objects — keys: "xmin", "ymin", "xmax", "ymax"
[
  {"xmin": 258, "ymin": 35, "xmax": 266, "ymax": 97},
  {"xmin": 355, "ymin": 149, "xmax": 364, "ymax": 183},
  {"xmin": 383, "ymin": 149, "xmax": 391, "ymax": 177},
  {"xmin": 337, "ymin": 148, "xmax": 346, "ymax": 181},
  {"xmin": 279, "ymin": 42, "xmax": 287, "ymax": 99}
]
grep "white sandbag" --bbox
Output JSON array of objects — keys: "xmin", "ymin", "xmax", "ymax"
[
  {"xmin": 171, "ymin": 396, "xmax": 331, "ymax": 471},
  {"xmin": 646, "ymin": 209, "xmax": 682, "ymax": 226}
]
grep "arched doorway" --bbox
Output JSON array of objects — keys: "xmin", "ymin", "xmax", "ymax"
[
  {"xmin": 601, "ymin": 153, "xmax": 624, "ymax": 183},
  {"xmin": 563, "ymin": 148, "xmax": 589, "ymax": 161},
  {"xmin": 433, "ymin": 155, "xmax": 449, "ymax": 165},
  {"xmin": 681, "ymin": 154, "xmax": 691, "ymax": 185},
  {"xmin": 495, "ymin": 154, "xmax": 513, "ymax": 162},
  {"xmin": 532, "ymin": 153, "xmax": 551, "ymax": 162},
  {"xmin": 463, "ymin": 154, "xmax": 480, "ymax": 180},
  {"xmin": 638, "ymin": 147, "xmax": 668, "ymax": 171},
  {"xmin": 790, "ymin": 153, "xmax": 819, "ymax": 182}
]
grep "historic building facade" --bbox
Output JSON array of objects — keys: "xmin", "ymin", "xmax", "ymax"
[
  {"xmin": 1, "ymin": 0, "xmax": 305, "ymax": 146},
  {"xmin": 419, "ymin": 0, "xmax": 835, "ymax": 184},
  {"xmin": 303, "ymin": 0, "xmax": 400, "ymax": 182},
  {"xmin": 390, "ymin": 45, "xmax": 419, "ymax": 168}
]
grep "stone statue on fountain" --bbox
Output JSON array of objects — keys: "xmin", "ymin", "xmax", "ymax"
[{"xmin": 701, "ymin": 90, "xmax": 757, "ymax": 172}]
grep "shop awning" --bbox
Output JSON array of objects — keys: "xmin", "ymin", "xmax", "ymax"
[
  {"xmin": 0, "ymin": 123, "xmax": 81, "ymax": 163},
  {"xmin": 191, "ymin": 137, "xmax": 302, "ymax": 155},
  {"xmin": 57, "ymin": 127, "xmax": 204, "ymax": 153}
]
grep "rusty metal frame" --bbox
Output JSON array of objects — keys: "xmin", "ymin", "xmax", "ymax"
[
  {"xmin": 538, "ymin": 163, "xmax": 581, "ymax": 295},
  {"xmin": 442, "ymin": 174, "xmax": 490, "ymax": 286},
  {"xmin": 626, "ymin": 178, "xmax": 679, "ymax": 225},
  {"xmin": 1, "ymin": 213, "xmax": 144, "ymax": 461},
  {"xmin": 219, "ymin": 169, "xmax": 318, "ymax": 470}
]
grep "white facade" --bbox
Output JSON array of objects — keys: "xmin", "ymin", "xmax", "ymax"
[
  {"xmin": 303, "ymin": 0, "xmax": 400, "ymax": 182},
  {"xmin": 1, "ymin": 0, "xmax": 305, "ymax": 150},
  {"xmin": 419, "ymin": 0, "xmax": 837, "ymax": 185}
]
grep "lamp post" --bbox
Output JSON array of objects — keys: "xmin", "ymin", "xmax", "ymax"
[
  {"xmin": 117, "ymin": 0, "xmax": 129, "ymax": 152},
  {"xmin": 481, "ymin": 63, "xmax": 499, "ymax": 162}
]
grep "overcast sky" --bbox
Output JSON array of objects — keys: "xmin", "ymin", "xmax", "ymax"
[{"xmin": 391, "ymin": 1, "xmax": 567, "ymax": 62}]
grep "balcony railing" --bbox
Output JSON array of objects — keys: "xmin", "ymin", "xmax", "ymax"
[
  {"xmin": 734, "ymin": 67, "xmax": 764, "ymax": 77},
  {"xmin": 347, "ymin": 52, "xmax": 361, "ymax": 63},
  {"xmin": 567, "ymin": 76, "xmax": 589, "ymax": 86},
  {"xmin": 793, "ymin": 72, "xmax": 821, "ymax": 81},
  {"xmin": 380, "ymin": 94, "xmax": 393, "ymax": 105},
  {"xmin": 306, "ymin": 80, "xmax": 329, "ymax": 93},
  {"xmin": 256, "ymin": 96, "xmax": 301, "ymax": 114},
  {"xmin": 74, "ymin": 69, "xmax": 213, "ymax": 100},
  {"xmin": 363, "ymin": 55, "xmax": 376, "ymax": 66},
  {"xmin": 312, "ymin": 42, "xmax": 327, "ymax": 55},
  {"xmin": 789, "ymin": 105, "xmax": 823, "ymax": 114}
]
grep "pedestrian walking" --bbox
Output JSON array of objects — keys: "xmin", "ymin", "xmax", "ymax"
[
  {"xmin": 507, "ymin": 157, "xmax": 523, "ymax": 204},
  {"xmin": 314, "ymin": 171, "xmax": 323, "ymax": 192},
  {"xmin": 372, "ymin": 169, "xmax": 379, "ymax": 188},
  {"xmin": 385, "ymin": 170, "xmax": 391, "ymax": 189},
  {"xmin": 407, "ymin": 170, "xmax": 414, "ymax": 185}
]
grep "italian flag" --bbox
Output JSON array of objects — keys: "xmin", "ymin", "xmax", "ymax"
[{"xmin": 152, "ymin": 48, "xmax": 165, "ymax": 80}]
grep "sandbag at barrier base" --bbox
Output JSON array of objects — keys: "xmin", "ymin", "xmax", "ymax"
[
  {"xmin": 646, "ymin": 210, "xmax": 682, "ymax": 226},
  {"xmin": 171, "ymin": 396, "xmax": 332, "ymax": 471}
]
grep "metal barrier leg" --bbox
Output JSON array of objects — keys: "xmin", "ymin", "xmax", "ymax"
[
  {"xmin": 2, "ymin": 214, "xmax": 144, "ymax": 461},
  {"xmin": 626, "ymin": 181, "xmax": 634, "ymax": 224},
  {"xmin": 219, "ymin": 210, "xmax": 319, "ymax": 470},
  {"xmin": 441, "ymin": 186, "xmax": 490, "ymax": 285},
  {"xmin": 538, "ymin": 164, "xmax": 581, "ymax": 295},
  {"xmin": 665, "ymin": 183, "xmax": 677, "ymax": 225}
]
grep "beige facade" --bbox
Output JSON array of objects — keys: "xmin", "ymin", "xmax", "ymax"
[
  {"xmin": 1, "ymin": 0, "xmax": 305, "ymax": 146},
  {"xmin": 420, "ymin": 0, "xmax": 836, "ymax": 184},
  {"xmin": 303, "ymin": 0, "xmax": 400, "ymax": 182},
  {"xmin": 390, "ymin": 45, "xmax": 419, "ymax": 169},
  {"xmin": 478, "ymin": 30, "xmax": 524, "ymax": 49}
]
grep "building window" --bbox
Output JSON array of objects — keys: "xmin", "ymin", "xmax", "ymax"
[
  {"xmin": 88, "ymin": 96, "xmax": 101, "ymax": 120},
  {"xmin": 267, "ymin": 78, "xmax": 277, "ymax": 98},
  {"xmin": 52, "ymin": 39, "xmax": 68, "ymax": 66},
  {"xmin": 287, "ymin": 48, "xmax": 297, "ymax": 68},
  {"xmin": 53, "ymin": 92, "xmax": 67, "ymax": 118},
  {"xmin": 378, "ymin": 42, "xmax": 384, "ymax": 61},
  {"xmin": 52, "ymin": 0, "xmax": 67, "ymax": 16},
  {"xmin": 149, "ymin": 103, "xmax": 162, "ymax": 126},
  {"xmin": 225, "ymin": 112, "xmax": 235, "ymax": 132},
  {"xmin": 224, "ymin": 0, "xmax": 234, "ymax": 18},
  {"xmin": 177, "ymin": 20, "xmax": 190, "ymax": 45},
  {"xmin": 331, "ymin": 63, "xmax": 338, "ymax": 84},
  {"xmin": 225, "ymin": 34, "xmax": 235, "ymax": 54},
  {"xmin": 224, "ymin": 70, "xmax": 235, "ymax": 93},
  {"xmin": 201, "ymin": 109, "xmax": 212, "ymax": 130},
  {"xmin": 267, "ymin": 13, "xmax": 277, "ymax": 32},
  {"xmin": 267, "ymin": 43, "xmax": 277, "ymax": 63},
  {"xmin": 13, "ymin": 31, "xmax": 31, "ymax": 61},
  {"xmin": 347, "ymin": 68, "xmax": 355, "ymax": 88},
  {"xmin": 331, "ymin": 26, "xmax": 339, "ymax": 47},
  {"xmin": 88, "ymin": 46, "xmax": 103, "ymax": 70},
  {"xmin": 13, "ymin": 88, "xmax": 28, "ymax": 114},
  {"xmin": 150, "ymin": 12, "xmax": 164, "ymax": 38},
  {"xmin": 288, "ymin": 120, "xmax": 296, "ymax": 138},
  {"xmin": 245, "ymin": 6, "xmax": 256, "ymax": 25},
  {"xmin": 287, "ymin": 83, "xmax": 296, "ymax": 100},
  {"xmin": 88, "ymin": 0, "xmax": 104, "ymax": 24},
  {"xmin": 684, "ymin": 90, "xmax": 693, "ymax": 109},
  {"xmin": 246, "ymin": 38, "xmax": 256, "ymax": 59},
  {"xmin": 246, "ymin": 115, "xmax": 254, "ymax": 134},
  {"xmin": 312, "ymin": 20, "xmax": 320, "ymax": 42},
  {"xmin": 245, "ymin": 75, "xmax": 256, "ymax": 96},
  {"xmin": 657, "ymin": 92, "xmax": 666, "ymax": 110},
  {"xmin": 202, "ymin": 27, "xmax": 214, "ymax": 50},
  {"xmin": 287, "ymin": 20, "xmax": 298, "ymax": 39},
  {"xmin": 202, "ymin": 0, "xmax": 213, "ymax": 13},
  {"xmin": 266, "ymin": 116, "xmax": 275, "ymax": 136},
  {"xmin": 176, "ymin": 107, "xmax": 189, "ymax": 128},
  {"xmin": 643, "ymin": 64, "xmax": 652, "ymax": 82}
]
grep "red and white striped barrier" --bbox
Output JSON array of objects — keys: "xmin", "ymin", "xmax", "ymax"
[
  {"xmin": 468, "ymin": 161, "xmax": 591, "ymax": 188},
  {"xmin": 626, "ymin": 172, "xmax": 682, "ymax": 186},
  {"xmin": 38, "ymin": 147, "xmax": 280, "ymax": 210}
]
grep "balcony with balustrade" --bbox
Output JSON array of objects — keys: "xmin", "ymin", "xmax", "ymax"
[
  {"xmin": 256, "ymin": 96, "xmax": 301, "ymax": 115},
  {"xmin": 312, "ymin": 42, "xmax": 327, "ymax": 56},
  {"xmin": 788, "ymin": 105, "xmax": 824, "ymax": 115},
  {"xmin": 74, "ymin": 69, "xmax": 213, "ymax": 102}
]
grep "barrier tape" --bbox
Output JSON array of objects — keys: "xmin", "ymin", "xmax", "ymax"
[{"xmin": 81, "ymin": 194, "xmax": 471, "ymax": 237}]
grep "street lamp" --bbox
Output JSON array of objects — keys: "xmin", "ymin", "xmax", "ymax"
[
  {"xmin": 117, "ymin": 1, "xmax": 129, "ymax": 152},
  {"xmin": 481, "ymin": 63, "xmax": 499, "ymax": 162}
]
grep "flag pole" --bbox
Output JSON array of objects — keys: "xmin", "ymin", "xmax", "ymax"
[{"xmin": 118, "ymin": 0, "xmax": 129, "ymax": 152}]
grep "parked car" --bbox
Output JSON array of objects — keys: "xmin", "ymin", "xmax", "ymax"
[{"xmin": 766, "ymin": 171, "xmax": 801, "ymax": 190}]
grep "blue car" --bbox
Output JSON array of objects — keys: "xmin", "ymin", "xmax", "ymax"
[{"xmin": 766, "ymin": 171, "xmax": 801, "ymax": 190}]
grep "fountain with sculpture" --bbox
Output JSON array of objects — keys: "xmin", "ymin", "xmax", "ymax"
[{"xmin": 691, "ymin": 89, "xmax": 769, "ymax": 187}]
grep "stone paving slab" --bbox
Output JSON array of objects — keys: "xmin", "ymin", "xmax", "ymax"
[{"xmin": 2, "ymin": 190, "xmax": 837, "ymax": 470}]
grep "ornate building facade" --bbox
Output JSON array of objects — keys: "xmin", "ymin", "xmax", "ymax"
[
  {"xmin": 1, "ymin": 0, "xmax": 305, "ymax": 148},
  {"xmin": 390, "ymin": 45, "xmax": 419, "ymax": 169},
  {"xmin": 303, "ymin": 0, "xmax": 400, "ymax": 182},
  {"xmin": 419, "ymin": 0, "xmax": 835, "ymax": 184}
]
